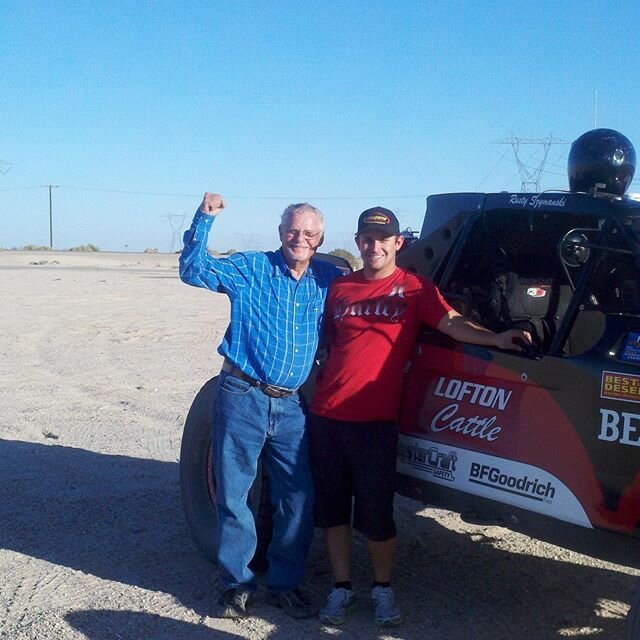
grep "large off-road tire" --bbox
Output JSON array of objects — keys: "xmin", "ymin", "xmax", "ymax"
[
  {"xmin": 179, "ymin": 376, "xmax": 273, "ymax": 571},
  {"xmin": 626, "ymin": 579, "xmax": 640, "ymax": 640}
]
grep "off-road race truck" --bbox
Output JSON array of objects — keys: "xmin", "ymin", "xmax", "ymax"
[{"xmin": 179, "ymin": 128, "xmax": 640, "ymax": 637}]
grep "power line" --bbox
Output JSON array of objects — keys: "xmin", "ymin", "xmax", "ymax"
[
  {"xmin": 475, "ymin": 149, "xmax": 512, "ymax": 190},
  {"xmin": 0, "ymin": 185, "xmax": 44, "ymax": 191},
  {"xmin": 0, "ymin": 183, "xmax": 427, "ymax": 200}
]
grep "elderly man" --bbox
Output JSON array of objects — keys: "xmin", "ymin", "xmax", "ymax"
[{"xmin": 180, "ymin": 193, "xmax": 341, "ymax": 619}]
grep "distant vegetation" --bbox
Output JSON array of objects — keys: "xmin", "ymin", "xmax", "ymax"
[
  {"xmin": 329, "ymin": 248, "xmax": 358, "ymax": 269},
  {"xmin": 207, "ymin": 248, "xmax": 237, "ymax": 256},
  {"xmin": 11, "ymin": 244, "xmax": 101, "ymax": 251},
  {"xmin": 69, "ymin": 244, "xmax": 100, "ymax": 252}
]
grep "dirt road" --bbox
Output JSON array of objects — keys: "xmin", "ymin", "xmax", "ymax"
[{"xmin": 1, "ymin": 251, "xmax": 637, "ymax": 639}]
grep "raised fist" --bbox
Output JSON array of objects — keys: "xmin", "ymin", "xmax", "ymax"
[{"xmin": 199, "ymin": 192, "xmax": 226, "ymax": 216}]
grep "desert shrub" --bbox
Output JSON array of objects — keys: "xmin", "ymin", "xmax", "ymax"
[
  {"xmin": 329, "ymin": 248, "xmax": 358, "ymax": 270},
  {"xmin": 20, "ymin": 245, "xmax": 52, "ymax": 251},
  {"xmin": 69, "ymin": 244, "xmax": 100, "ymax": 252},
  {"xmin": 144, "ymin": 248, "xmax": 159, "ymax": 253}
]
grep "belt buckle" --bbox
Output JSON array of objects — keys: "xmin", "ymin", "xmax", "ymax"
[{"xmin": 261, "ymin": 384, "xmax": 292, "ymax": 398}]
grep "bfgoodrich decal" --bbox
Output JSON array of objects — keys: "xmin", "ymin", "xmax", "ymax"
[
  {"xmin": 469, "ymin": 463, "xmax": 555, "ymax": 501},
  {"xmin": 397, "ymin": 434, "xmax": 592, "ymax": 528}
]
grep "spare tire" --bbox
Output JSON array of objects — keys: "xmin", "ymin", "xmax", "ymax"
[{"xmin": 179, "ymin": 376, "xmax": 272, "ymax": 571}]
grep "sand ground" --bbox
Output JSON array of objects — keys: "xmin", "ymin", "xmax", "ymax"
[{"xmin": 1, "ymin": 250, "xmax": 638, "ymax": 640}]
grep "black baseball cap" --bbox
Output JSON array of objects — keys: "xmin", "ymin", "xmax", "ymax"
[{"xmin": 356, "ymin": 207, "xmax": 400, "ymax": 236}]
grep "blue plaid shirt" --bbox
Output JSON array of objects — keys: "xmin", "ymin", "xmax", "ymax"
[{"xmin": 179, "ymin": 209, "xmax": 341, "ymax": 389}]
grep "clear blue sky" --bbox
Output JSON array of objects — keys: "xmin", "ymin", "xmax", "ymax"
[{"xmin": 2, "ymin": 1, "xmax": 639, "ymax": 252}]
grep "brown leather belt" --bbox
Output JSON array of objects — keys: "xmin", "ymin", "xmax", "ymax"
[{"xmin": 221, "ymin": 360, "xmax": 298, "ymax": 398}]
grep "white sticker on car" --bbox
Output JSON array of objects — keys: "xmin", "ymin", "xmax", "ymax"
[{"xmin": 397, "ymin": 434, "xmax": 593, "ymax": 528}]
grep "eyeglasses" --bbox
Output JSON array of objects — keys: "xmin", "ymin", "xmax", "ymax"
[{"xmin": 284, "ymin": 229, "xmax": 321, "ymax": 240}]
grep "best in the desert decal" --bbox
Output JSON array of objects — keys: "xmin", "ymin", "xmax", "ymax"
[
  {"xmin": 598, "ymin": 372, "xmax": 640, "ymax": 447},
  {"xmin": 600, "ymin": 371, "xmax": 640, "ymax": 404}
]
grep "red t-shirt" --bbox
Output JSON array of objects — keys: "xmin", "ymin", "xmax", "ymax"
[{"xmin": 310, "ymin": 267, "xmax": 452, "ymax": 422}]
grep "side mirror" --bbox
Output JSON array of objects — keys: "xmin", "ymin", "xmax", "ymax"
[{"xmin": 559, "ymin": 231, "xmax": 591, "ymax": 267}]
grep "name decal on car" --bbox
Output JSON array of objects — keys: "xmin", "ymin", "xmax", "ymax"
[{"xmin": 509, "ymin": 194, "xmax": 567, "ymax": 209}]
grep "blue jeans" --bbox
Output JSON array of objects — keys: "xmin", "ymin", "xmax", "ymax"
[{"xmin": 212, "ymin": 371, "xmax": 314, "ymax": 592}]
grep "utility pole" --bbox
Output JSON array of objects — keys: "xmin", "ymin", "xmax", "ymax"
[{"xmin": 45, "ymin": 185, "xmax": 58, "ymax": 248}]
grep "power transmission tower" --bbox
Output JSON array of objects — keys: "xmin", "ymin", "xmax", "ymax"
[
  {"xmin": 161, "ymin": 213, "xmax": 187, "ymax": 251},
  {"xmin": 0, "ymin": 159, "xmax": 12, "ymax": 175},
  {"xmin": 493, "ymin": 135, "xmax": 568, "ymax": 192}
]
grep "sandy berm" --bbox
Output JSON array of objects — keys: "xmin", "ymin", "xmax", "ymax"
[{"xmin": 1, "ymin": 250, "xmax": 638, "ymax": 640}]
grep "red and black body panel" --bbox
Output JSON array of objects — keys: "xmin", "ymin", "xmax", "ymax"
[
  {"xmin": 399, "ymin": 336, "xmax": 640, "ymax": 537},
  {"xmin": 397, "ymin": 191, "xmax": 640, "ymax": 539}
]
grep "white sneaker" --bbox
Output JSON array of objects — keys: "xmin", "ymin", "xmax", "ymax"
[
  {"xmin": 372, "ymin": 586, "xmax": 403, "ymax": 626},
  {"xmin": 318, "ymin": 587, "xmax": 357, "ymax": 625}
]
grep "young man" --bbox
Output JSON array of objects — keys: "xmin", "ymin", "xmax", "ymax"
[
  {"xmin": 308, "ymin": 206, "xmax": 531, "ymax": 627},
  {"xmin": 180, "ymin": 193, "xmax": 341, "ymax": 619}
]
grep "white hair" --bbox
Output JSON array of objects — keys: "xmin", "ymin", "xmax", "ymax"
[{"xmin": 280, "ymin": 203, "xmax": 324, "ymax": 232}]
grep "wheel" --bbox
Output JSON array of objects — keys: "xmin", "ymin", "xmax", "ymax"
[
  {"xmin": 179, "ymin": 375, "xmax": 272, "ymax": 571},
  {"xmin": 626, "ymin": 578, "xmax": 640, "ymax": 640}
]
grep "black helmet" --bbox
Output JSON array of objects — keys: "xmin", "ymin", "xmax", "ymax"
[{"xmin": 567, "ymin": 128, "xmax": 636, "ymax": 196}]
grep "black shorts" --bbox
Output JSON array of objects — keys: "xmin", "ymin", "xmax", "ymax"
[{"xmin": 307, "ymin": 413, "xmax": 398, "ymax": 541}]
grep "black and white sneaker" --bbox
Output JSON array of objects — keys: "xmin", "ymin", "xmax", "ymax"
[{"xmin": 216, "ymin": 587, "xmax": 251, "ymax": 618}]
